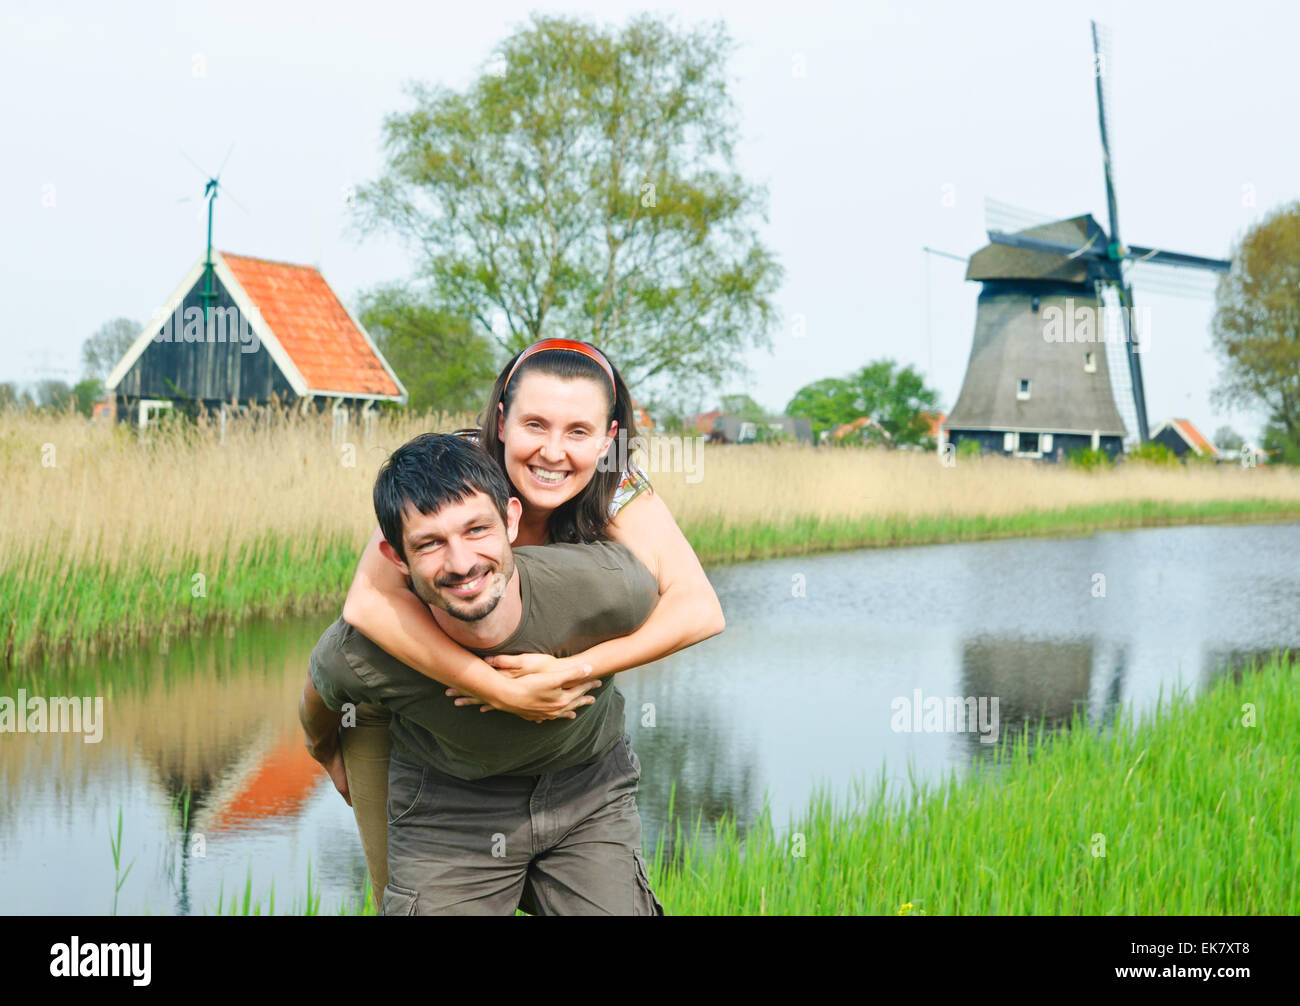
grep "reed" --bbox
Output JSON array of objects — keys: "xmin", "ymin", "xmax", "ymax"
[{"xmin": 4, "ymin": 407, "xmax": 1299, "ymax": 666}]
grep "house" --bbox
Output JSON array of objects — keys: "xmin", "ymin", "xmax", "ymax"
[
  {"xmin": 629, "ymin": 397, "xmax": 656, "ymax": 434},
  {"xmin": 1150, "ymin": 418, "xmax": 1218, "ymax": 459},
  {"xmin": 825, "ymin": 415, "xmax": 893, "ymax": 444},
  {"xmin": 105, "ymin": 251, "xmax": 407, "ymax": 426},
  {"xmin": 709, "ymin": 413, "xmax": 813, "ymax": 445},
  {"xmin": 692, "ymin": 409, "xmax": 722, "ymax": 435},
  {"xmin": 920, "ymin": 411, "xmax": 946, "ymax": 439}
]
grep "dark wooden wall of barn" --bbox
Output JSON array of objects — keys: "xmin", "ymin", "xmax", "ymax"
[{"xmin": 114, "ymin": 273, "xmax": 294, "ymax": 402}]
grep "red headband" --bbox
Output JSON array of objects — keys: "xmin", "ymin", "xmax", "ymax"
[{"xmin": 503, "ymin": 339, "xmax": 617, "ymax": 398}]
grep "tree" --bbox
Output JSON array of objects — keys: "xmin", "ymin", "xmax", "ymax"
[
  {"xmin": 72, "ymin": 378, "xmax": 104, "ymax": 418},
  {"xmin": 786, "ymin": 359, "xmax": 941, "ymax": 446},
  {"xmin": 351, "ymin": 13, "xmax": 782, "ymax": 406},
  {"xmin": 357, "ymin": 284, "xmax": 498, "ymax": 416},
  {"xmin": 1212, "ymin": 425, "xmax": 1245, "ymax": 452},
  {"xmin": 1261, "ymin": 412, "xmax": 1300, "ymax": 465},
  {"xmin": 1210, "ymin": 202, "xmax": 1300, "ymax": 454},
  {"xmin": 784, "ymin": 377, "xmax": 861, "ymax": 441},
  {"xmin": 0, "ymin": 382, "xmax": 31, "ymax": 410},
  {"xmin": 34, "ymin": 380, "xmax": 73, "ymax": 411},
  {"xmin": 719, "ymin": 393, "xmax": 767, "ymax": 422},
  {"xmin": 81, "ymin": 318, "xmax": 139, "ymax": 381}
]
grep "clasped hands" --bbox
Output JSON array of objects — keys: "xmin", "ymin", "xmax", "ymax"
[{"xmin": 444, "ymin": 652, "xmax": 601, "ymax": 723}]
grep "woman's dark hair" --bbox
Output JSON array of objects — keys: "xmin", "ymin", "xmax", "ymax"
[
  {"xmin": 374, "ymin": 433, "xmax": 511, "ymax": 561},
  {"xmin": 462, "ymin": 341, "xmax": 640, "ymax": 544}
]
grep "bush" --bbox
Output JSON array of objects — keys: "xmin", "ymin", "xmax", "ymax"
[
  {"xmin": 1065, "ymin": 446, "xmax": 1114, "ymax": 471},
  {"xmin": 1127, "ymin": 441, "xmax": 1180, "ymax": 467},
  {"xmin": 956, "ymin": 438, "xmax": 982, "ymax": 458}
]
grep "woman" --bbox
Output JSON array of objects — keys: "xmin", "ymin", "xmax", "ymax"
[{"xmin": 339, "ymin": 337, "xmax": 725, "ymax": 901}]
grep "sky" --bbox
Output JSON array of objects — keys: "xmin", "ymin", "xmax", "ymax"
[{"xmin": 2, "ymin": 0, "xmax": 1296, "ymax": 440}]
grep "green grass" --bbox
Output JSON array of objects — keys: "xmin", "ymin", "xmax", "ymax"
[
  {"xmin": 685, "ymin": 499, "xmax": 1300, "ymax": 565},
  {"xmin": 647, "ymin": 651, "xmax": 1297, "ymax": 915},
  {"xmin": 187, "ymin": 651, "xmax": 1295, "ymax": 916},
  {"xmin": 6, "ymin": 499, "xmax": 1299, "ymax": 668}
]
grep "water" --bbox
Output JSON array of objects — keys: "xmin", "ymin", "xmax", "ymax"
[{"xmin": 2, "ymin": 521, "xmax": 1297, "ymax": 914}]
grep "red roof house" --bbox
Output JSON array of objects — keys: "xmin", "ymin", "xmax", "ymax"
[
  {"xmin": 105, "ymin": 251, "xmax": 406, "ymax": 422},
  {"xmin": 1151, "ymin": 418, "xmax": 1218, "ymax": 458}
]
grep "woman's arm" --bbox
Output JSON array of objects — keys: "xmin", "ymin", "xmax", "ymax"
[
  {"xmin": 342, "ymin": 527, "xmax": 598, "ymax": 721},
  {"xmin": 484, "ymin": 492, "xmax": 725, "ymax": 683}
]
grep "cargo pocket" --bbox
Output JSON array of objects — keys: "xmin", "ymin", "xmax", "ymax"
[
  {"xmin": 633, "ymin": 850, "xmax": 665, "ymax": 916},
  {"xmin": 381, "ymin": 883, "xmax": 419, "ymax": 916},
  {"xmin": 386, "ymin": 761, "xmax": 426, "ymax": 826}
]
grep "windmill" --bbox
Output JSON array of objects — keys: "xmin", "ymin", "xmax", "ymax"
[
  {"xmin": 177, "ymin": 144, "xmax": 248, "ymax": 324},
  {"xmin": 943, "ymin": 21, "xmax": 1231, "ymax": 458}
]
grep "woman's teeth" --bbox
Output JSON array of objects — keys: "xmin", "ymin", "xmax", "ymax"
[{"xmin": 530, "ymin": 465, "xmax": 568, "ymax": 484}]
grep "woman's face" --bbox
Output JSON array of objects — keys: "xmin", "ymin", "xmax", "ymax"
[{"xmin": 497, "ymin": 371, "xmax": 617, "ymax": 512}]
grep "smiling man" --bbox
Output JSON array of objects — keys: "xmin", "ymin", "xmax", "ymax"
[{"xmin": 300, "ymin": 432, "xmax": 665, "ymax": 915}]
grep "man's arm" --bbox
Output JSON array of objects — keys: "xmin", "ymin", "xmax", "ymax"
[{"xmin": 298, "ymin": 674, "xmax": 351, "ymax": 805}]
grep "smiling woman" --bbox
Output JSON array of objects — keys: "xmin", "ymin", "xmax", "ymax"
[{"xmin": 336, "ymin": 338, "xmax": 726, "ymax": 904}]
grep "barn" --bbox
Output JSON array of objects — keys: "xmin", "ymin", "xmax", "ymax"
[{"xmin": 105, "ymin": 250, "xmax": 407, "ymax": 425}]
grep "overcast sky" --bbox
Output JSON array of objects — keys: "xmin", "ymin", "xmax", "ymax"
[{"xmin": 3, "ymin": 0, "xmax": 1295, "ymax": 439}]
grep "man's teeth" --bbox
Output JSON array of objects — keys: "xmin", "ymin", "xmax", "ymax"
[
  {"xmin": 530, "ymin": 466, "xmax": 567, "ymax": 484},
  {"xmin": 450, "ymin": 574, "xmax": 484, "ymax": 591}
]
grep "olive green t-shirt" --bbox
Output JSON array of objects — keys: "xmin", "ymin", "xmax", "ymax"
[{"xmin": 309, "ymin": 540, "xmax": 657, "ymax": 779}]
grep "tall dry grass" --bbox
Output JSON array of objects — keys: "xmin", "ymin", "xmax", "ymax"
[{"xmin": 3, "ymin": 407, "xmax": 1299, "ymax": 665}]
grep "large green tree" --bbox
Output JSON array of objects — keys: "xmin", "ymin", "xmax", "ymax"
[
  {"xmin": 351, "ymin": 13, "xmax": 782, "ymax": 404},
  {"xmin": 357, "ymin": 284, "xmax": 498, "ymax": 416},
  {"xmin": 1211, "ymin": 202, "xmax": 1300, "ymax": 463},
  {"xmin": 786, "ymin": 360, "xmax": 940, "ymax": 445}
]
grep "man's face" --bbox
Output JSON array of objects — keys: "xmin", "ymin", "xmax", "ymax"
[{"xmin": 385, "ymin": 490, "xmax": 520, "ymax": 623}]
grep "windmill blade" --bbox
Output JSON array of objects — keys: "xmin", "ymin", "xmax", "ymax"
[
  {"xmin": 1091, "ymin": 20, "xmax": 1123, "ymax": 253},
  {"xmin": 217, "ymin": 185, "xmax": 251, "ymax": 215},
  {"xmin": 1113, "ymin": 280, "xmax": 1150, "ymax": 443},
  {"xmin": 987, "ymin": 229, "xmax": 1108, "ymax": 261},
  {"xmin": 180, "ymin": 147, "xmax": 212, "ymax": 180},
  {"xmin": 983, "ymin": 197, "xmax": 1058, "ymax": 236},
  {"xmin": 1124, "ymin": 245, "xmax": 1230, "ymax": 273},
  {"xmin": 215, "ymin": 142, "xmax": 236, "ymax": 179}
]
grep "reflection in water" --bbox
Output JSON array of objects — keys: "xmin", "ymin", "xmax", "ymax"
[
  {"xmin": 1, "ymin": 521, "xmax": 1298, "ymax": 914},
  {"xmin": 957, "ymin": 635, "xmax": 1094, "ymax": 768}
]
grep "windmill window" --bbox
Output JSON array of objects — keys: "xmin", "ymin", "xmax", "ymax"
[
  {"xmin": 1019, "ymin": 433, "xmax": 1040, "ymax": 454},
  {"xmin": 1017, "ymin": 379, "xmax": 1031, "ymax": 401},
  {"xmin": 1084, "ymin": 351, "xmax": 1096, "ymax": 373}
]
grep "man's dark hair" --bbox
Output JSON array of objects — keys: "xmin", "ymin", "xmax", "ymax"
[{"xmin": 373, "ymin": 433, "xmax": 511, "ymax": 561}]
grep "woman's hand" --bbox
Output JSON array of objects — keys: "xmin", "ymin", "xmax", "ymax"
[
  {"xmin": 445, "ymin": 662, "xmax": 600, "ymax": 722},
  {"xmin": 482, "ymin": 652, "xmax": 584, "ymax": 679}
]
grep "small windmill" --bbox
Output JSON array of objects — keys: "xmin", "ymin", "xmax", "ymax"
[
  {"xmin": 177, "ymin": 144, "xmax": 248, "ymax": 323},
  {"xmin": 944, "ymin": 21, "xmax": 1231, "ymax": 455}
]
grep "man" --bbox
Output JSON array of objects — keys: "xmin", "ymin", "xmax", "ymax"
[{"xmin": 300, "ymin": 432, "xmax": 664, "ymax": 915}]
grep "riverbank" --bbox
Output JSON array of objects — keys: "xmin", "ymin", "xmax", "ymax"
[
  {"xmin": 208, "ymin": 649, "xmax": 1296, "ymax": 915},
  {"xmin": 647, "ymin": 650, "xmax": 1297, "ymax": 914},
  {"xmin": 5, "ymin": 409, "xmax": 1300, "ymax": 667}
]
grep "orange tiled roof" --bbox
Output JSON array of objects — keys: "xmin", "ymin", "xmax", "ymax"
[
  {"xmin": 221, "ymin": 252, "xmax": 401, "ymax": 397},
  {"xmin": 1173, "ymin": 418, "xmax": 1215, "ymax": 455},
  {"xmin": 693, "ymin": 409, "xmax": 722, "ymax": 434}
]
